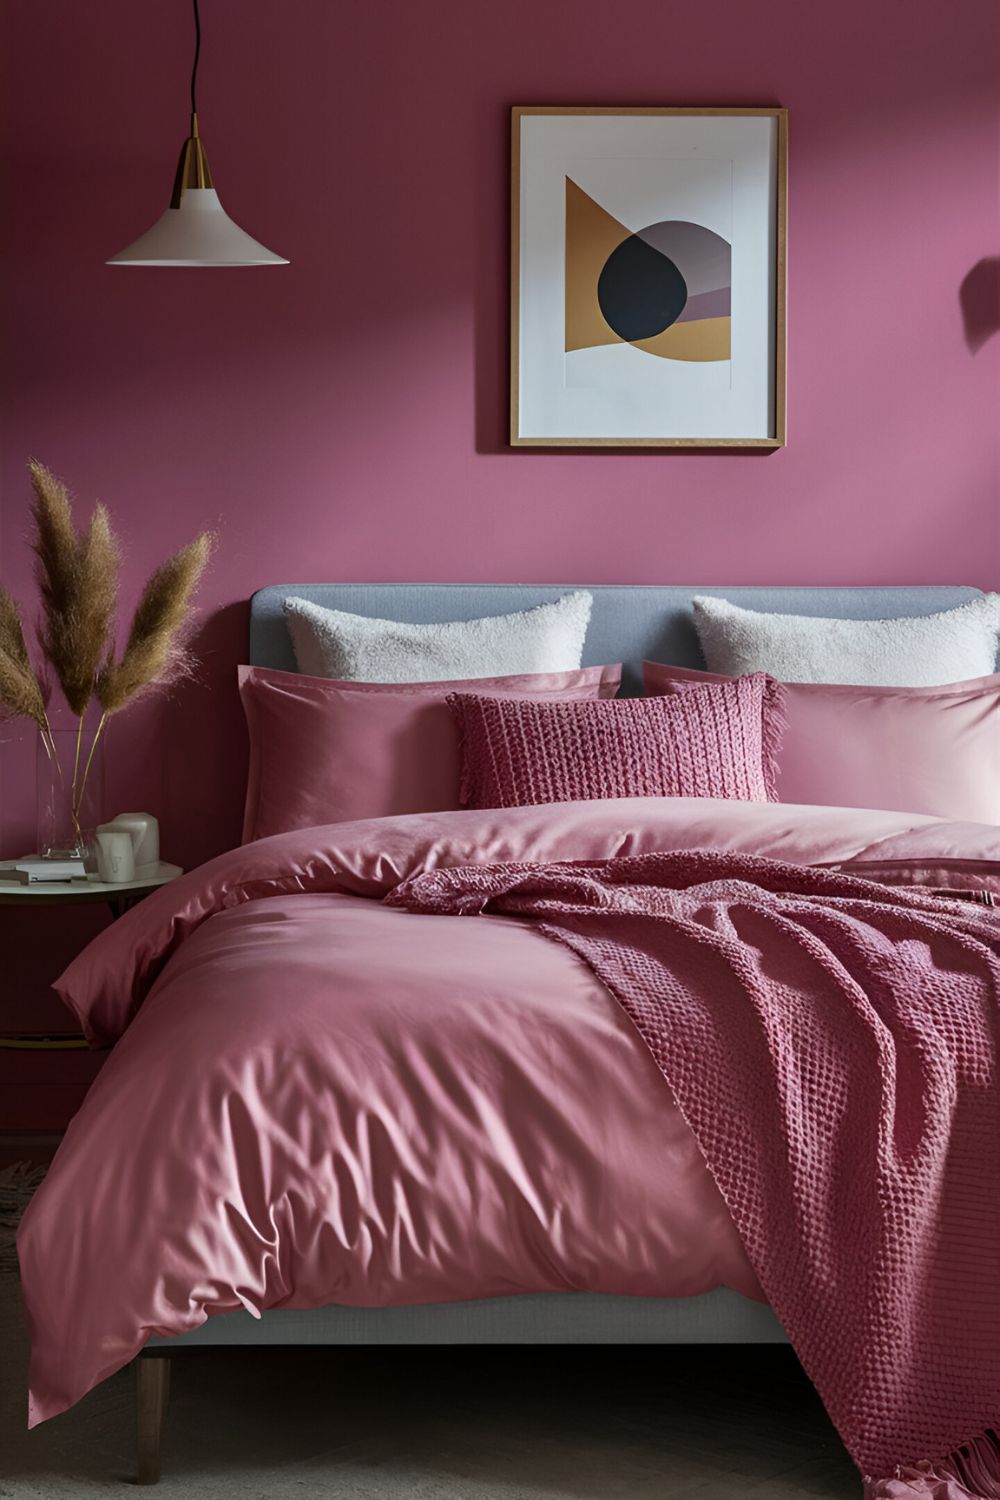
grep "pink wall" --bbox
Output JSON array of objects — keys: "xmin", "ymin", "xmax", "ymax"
[{"xmin": 1, "ymin": 0, "xmax": 998, "ymax": 1043}]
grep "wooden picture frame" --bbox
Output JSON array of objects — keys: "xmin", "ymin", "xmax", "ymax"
[{"xmin": 510, "ymin": 107, "xmax": 788, "ymax": 449}]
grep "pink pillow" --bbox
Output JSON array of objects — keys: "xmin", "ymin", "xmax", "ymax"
[
  {"xmin": 644, "ymin": 661, "xmax": 1000, "ymax": 824},
  {"xmin": 448, "ymin": 674, "xmax": 783, "ymax": 810},
  {"xmin": 238, "ymin": 663, "xmax": 622, "ymax": 841}
]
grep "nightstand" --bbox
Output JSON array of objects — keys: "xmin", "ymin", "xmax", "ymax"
[
  {"xmin": 0, "ymin": 861, "xmax": 183, "ymax": 919},
  {"xmin": 0, "ymin": 863, "xmax": 184, "ymax": 1093}
]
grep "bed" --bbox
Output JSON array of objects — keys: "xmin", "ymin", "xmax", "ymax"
[
  {"xmin": 15, "ymin": 583, "xmax": 1000, "ymax": 1491},
  {"xmin": 165, "ymin": 581, "xmax": 983, "ymax": 1365}
]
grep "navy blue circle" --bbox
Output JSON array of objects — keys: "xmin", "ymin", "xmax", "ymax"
[{"xmin": 597, "ymin": 236, "xmax": 688, "ymax": 342}]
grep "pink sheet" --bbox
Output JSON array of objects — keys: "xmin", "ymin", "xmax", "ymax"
[{"xmin": 17, "ymin": 797, "xmax": 1000, "ymax": 1432}]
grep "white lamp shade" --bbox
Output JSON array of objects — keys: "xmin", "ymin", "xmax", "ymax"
[{"xmin": 107, "ymin": 188, "xmax": 288, "ymax": 266}]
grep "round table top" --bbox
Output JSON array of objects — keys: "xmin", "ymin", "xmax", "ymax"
[{"xmin": 0, "ymin": 861, "xmax": 183, "ymax": 905}]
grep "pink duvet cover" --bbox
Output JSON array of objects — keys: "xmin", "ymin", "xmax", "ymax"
[
  {"xmin": 392, "ymin": 850, "xmax": 1000, "ymax": 1498},
  {"xmin": 17, "ymin": 797, "xmax": 1000, "ymax": 1435}
]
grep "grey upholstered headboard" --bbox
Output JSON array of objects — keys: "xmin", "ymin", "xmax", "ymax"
[{"xmin": 249, "ymin": 584, "xmax": 986, "ymax": 696}]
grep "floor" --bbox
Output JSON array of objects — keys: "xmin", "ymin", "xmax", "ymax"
[{"xmin": 1, "ymin": 1271, "xmax": 858, "ymax": 1499}]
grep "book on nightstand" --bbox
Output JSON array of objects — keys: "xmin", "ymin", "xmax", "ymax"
[{"xmin": 2, "ymin": 856, "xmax": 87, "ymax": 884}]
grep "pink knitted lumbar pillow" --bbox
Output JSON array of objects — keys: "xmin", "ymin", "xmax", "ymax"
[{"xmin": 448, "ymin": 673, "xmax": 784, "ymax": 809}]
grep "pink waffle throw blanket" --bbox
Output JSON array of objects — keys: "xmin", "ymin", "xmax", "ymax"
[{"xmin": 387, "ymin": 849, "xmax": 1000, "ymax": 1499}]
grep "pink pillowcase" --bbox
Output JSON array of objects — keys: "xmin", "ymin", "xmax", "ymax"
[
  {"xmin": 643, "ymin": 660, "xmax": 1000, "ymax": 825},
  {"xmin": 238, "ymin": 663, "xmax": 622, "ymax": 841},
  {"xmin": 448, "ymin": 674, "xmax": 783, "ymax": 810}
]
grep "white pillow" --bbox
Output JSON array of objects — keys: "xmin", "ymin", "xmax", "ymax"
[
  {"xmin": 693, "ymin": 593, "xmax": 1000, "ymax": 687},
  {"xmin": 284, "ymin": 591, "xmax": 593, "ymax": 683}
]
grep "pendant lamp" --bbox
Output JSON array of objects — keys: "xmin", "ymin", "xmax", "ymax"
[{"xmin": 108, "ymin": 0, "xmax": 288, "ymax": 267}]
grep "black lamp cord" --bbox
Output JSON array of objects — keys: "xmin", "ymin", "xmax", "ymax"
[{"xmin": 190, "ymin": 0, "xmax": 201, "ymax": 118}]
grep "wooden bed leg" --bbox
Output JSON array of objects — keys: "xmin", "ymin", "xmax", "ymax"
[{"xmin": 136, "ymin": 1356, "xmax": 170, "ymax": 1485}]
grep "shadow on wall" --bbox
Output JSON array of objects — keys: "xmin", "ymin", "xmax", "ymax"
[
  {"xmin": 158, "ymin": 601, "xmax": 251, "ymax": 868},
  {"xmin": 959, "ymin": 258, "xmax": 1000, "ymax": 352}
]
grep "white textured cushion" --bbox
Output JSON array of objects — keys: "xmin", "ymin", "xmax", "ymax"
[
  {"xmin": 284, "ymin": 591, "xmax": 593, "ymax": 683},
  {"xmin": 693, "ymin": 594, "xmax": 1000, "ymax": 687}
]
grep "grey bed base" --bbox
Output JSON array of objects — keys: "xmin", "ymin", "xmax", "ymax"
[{"xmin": 152, "ymin": 582, "xmax": 984, "ymax": 1362}]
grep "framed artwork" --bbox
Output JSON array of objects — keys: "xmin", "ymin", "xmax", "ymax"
[{"xmin": 510, "ymin": 107, "xmax": 787, "ymax": 449}]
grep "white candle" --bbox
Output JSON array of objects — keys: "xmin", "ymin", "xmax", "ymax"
[{"xmin": 108, "ymin": 813, "xmax": 160, "ymax": 871}]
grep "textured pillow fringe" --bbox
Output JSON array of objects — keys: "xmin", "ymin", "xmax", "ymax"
[
  {"xmin": 455, "ymin": 728, "xmax": 473, "ymax": 808},
  {"xmin": 446, "ymin": 697, "xmax": 474, "ymax": 807},
  {"xmin": 865, "ymin": 1426, "xmax": 1000, "ymax": 1498},
  {"xmin": 760, "ymin": 675, "xmax": 788, "ymax": 803}
]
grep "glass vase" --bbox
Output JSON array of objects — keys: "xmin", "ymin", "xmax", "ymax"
[{"xmin": 36, "ymin": 725, "xmax": 105, "ymax": 862}]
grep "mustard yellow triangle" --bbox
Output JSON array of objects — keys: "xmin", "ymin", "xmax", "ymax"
[
  {"xmin": 633, "ymin": 316, "xmax": 731, "ymax": 362},
  {"xmin": 564, "ymin": 179, "xmax": 631, "ymax": 353}
]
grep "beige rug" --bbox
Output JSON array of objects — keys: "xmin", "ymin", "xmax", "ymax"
[
  {"xmin": 0, "ymin": 1162, "xmax": 856, "ymax": 1498},
  {"xmin": 0, "ymin": 1164, "xmax": 47, "ymax": 1275}
]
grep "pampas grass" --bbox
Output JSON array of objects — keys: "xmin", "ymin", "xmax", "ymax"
[
  {"xmin": 0, "ymin": 648, "xmax": 49, "ymax": 733},
  {"xmin": 0, "ymin": 586, "xmax": 52, "ymax": 751},
  {"xmin": 29, "ymin": 462, "xmax": 120, "ymax": 717},
  {"xmin": 1, "ymin": 462, "xmax": 213, "ymax": 849},
  {"xmin": 97, "ymin": 533, "xmax": 212, "ymax": 715},
  {"xmin": 0, "ymin": 586, "xmax": 35, "ymax": 678}
]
